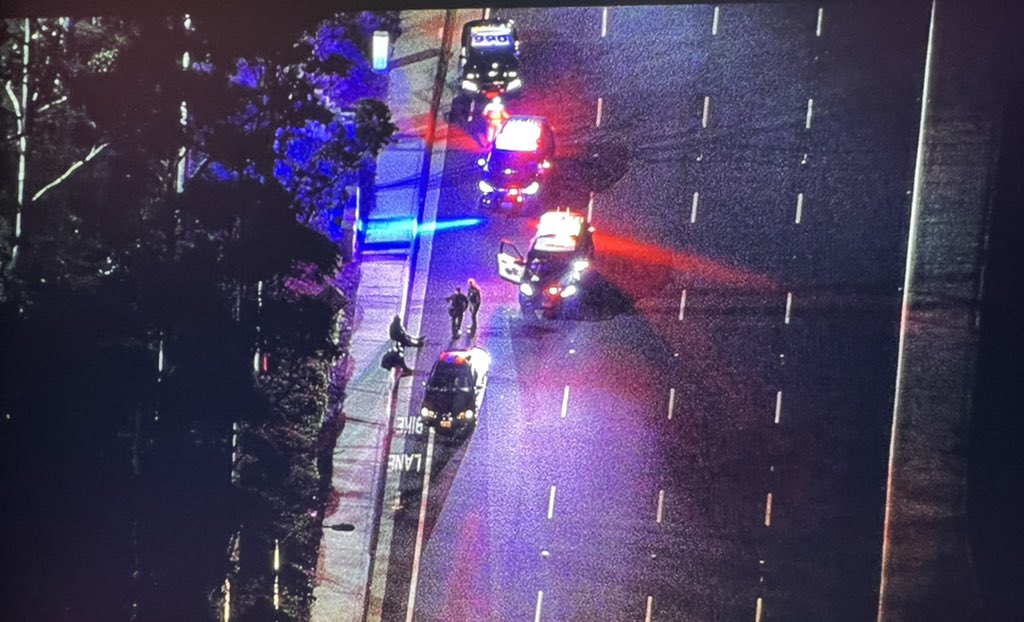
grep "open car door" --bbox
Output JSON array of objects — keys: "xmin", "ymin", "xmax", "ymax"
[{"xmin": 497, "ymin": 240, "xmax": 526, "ymax": 284}]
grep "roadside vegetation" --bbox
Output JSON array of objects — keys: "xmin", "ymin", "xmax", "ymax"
[{"xmin": 0, "ymin": 8, "xmax": 399, "ymax": 621}]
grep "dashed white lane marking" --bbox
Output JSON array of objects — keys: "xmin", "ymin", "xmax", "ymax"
[
  {"xmin": 764, "ymin": 492, "xmax": 773, "ymax": 526},
  {"xmin": 547, "ymin": 485, "xmax": 557, "ymax": 519},
  {"xmin": 588, "ymin": 191, "xmax": 595, "ymax": 221},
  {"xmin": 535, "ymin": 590, "xmax": 544, "ymax": 622},
  {"xmin": 601, "ymin": 7, "xmax": 609, "ymax": 38},
  {"xmin": 795, "ymin": 192, "xmax": 804, "ymax": 224},
  {"xmin": 468, "ymin": 98, "xmax": 476, "ymax": 122},
  {"xmin": 690, "ymin": 192, "xmax": 699, "ymax": 224},
  {"xmin": 805, "ymin": 98, "xmax": 814, "ymax": 129},
  {"xmin": 785, "ymin": 292, "xmax": 793, "ymax": 324},
  {"xmin": 702, "ymin": 96, "xmax": 711, "ymax": 128},
  {"xmin": 816, "ymin": 7, "xmax": 824, "ymax": 37},
  {"xmin": 712, "ymin": 6, "xmax": 720, "ymax": 35},
  {"xmin": 645, "ymin": 595, "xmax": 654, "ymax": 622},
  {"xmin": 755, "ymin": 596, "xmax": 764, "ymax": 622},
  {"xmin": 668, "ymin": 387, "xmax": 676, "ymax": 420},
  {"xmin": 157, "ymin": 337, "xmax": 164, "ymax": 372},
  {"xmin": 774, "ymin": 390, "xmax": 783, "ymax": 424},
  {"xmin": 405, "ymin": 427, "xmax": 436, "ymax": 622},
  {"xmin": 561, "ymin": 385, "xmax": 570, "ymax": 419},
  {"xmin": 656, "ymin": 490, "xmax": 665, "ymax": 523},
  {"xmin": 678, "ymin": 289, "xmax": 687, "ymax": 321},
  {"xmin": 596, "ymin": 97, "xmax": 604, "ymax": 127}
]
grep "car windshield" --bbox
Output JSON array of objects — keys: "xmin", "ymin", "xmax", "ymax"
[
  {"xmin": 490, "ymin": 150, "xmax": 534, "ymax": 171},
  {"xmin": 428, "ymin": 364, "xmax": 473, "ymax": 389},
  {"xmin": 527, "ymin": 250, "xmax": 572, "ymax": 280}
]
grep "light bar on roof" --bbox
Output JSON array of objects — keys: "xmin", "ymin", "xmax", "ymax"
[
  {"xmin": 533, "ymin": 211, "xmax": 585, "ymax": 252},
  {"xmin": 494, "ymin": 119, "xmax": 542, "ymax": 152}
]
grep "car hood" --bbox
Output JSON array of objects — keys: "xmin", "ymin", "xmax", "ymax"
[
  {"xmin": 423, "ymin": 387, "xmax": 475, "ymax": 415},
  {"xmin": 483, "ymin": 163, "xmax": 537, "ymax": 186},
  {"xmin": 465, "ymin": 57, "xmax": 519, "ymax": 75}
]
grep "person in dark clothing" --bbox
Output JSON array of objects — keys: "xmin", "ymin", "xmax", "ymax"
[
  {"xmin": 446, "ymin": 287, "xmax": 469, "ymax": 340},
  {"xmin": 381, "ymin": 344, "xmax": 413, "ymax": 375},
  {"xmin": 389, "ymin": 314, "xmax": 424, "ymax": 348},
  {"xmin": 466, "ymin": 278, "xmax": 482, "ymax": 334}
]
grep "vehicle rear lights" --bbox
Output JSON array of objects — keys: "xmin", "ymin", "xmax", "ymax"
[{"xmin": 547, "ymin": 286, "xmax": 560, "ymax": 296}]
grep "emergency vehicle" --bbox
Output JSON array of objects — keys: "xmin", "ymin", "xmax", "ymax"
[
  {"xmin": 460, "ymin": 19, "xmax": 522, "ymax": 96},
  {"xmin": 477, "ymin": 116, "xmax": 555, "ymax": 210},
  {"xmin": 496, "ymin": 210, "xmax": 596, "ymax": 319},
  {"xmin": 420, "ymin": 348, "xmax": 492, "ymax": 435}
]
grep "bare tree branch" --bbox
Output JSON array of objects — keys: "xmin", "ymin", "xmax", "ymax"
[
  {"xmin": 35, "ymin": 95, "xmax": 68, "ymax": 114},
  {"xmin": 4, "ymin": 80, "xmax": 22, "ymax": 121},
  {"xmin": 31, "ymin": 142, "xmax": 109, "ymax": 203}
]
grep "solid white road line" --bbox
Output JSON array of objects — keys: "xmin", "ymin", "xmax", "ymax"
[
  {"xmin": 601, "ymin": 7, "xmax": 609, "ymax": 38},
  {"xmin": 764, "ymin": 492, "xmax": 773, "ymax": 526},
  {"xmin": 678, "ymin": 289, "xmax": 687, "ymax": 321},
  {"xmin": 795, "ymin": 192, "xmax": 804, "ymax": 224},
  {"xmin": 535, "ymin": 590, "xmax": 544, "ymax": 622},
  {"xmin": 805, "ymin": 98, "xmax": 814, "ymax": 129},
  {"xmin": 645, "ymin": 595, "xmax": 654, "ymax": 622},
  {"xmin": 702, "ymin": 96, "xmax": 710, "ymax": 128},
  {"xmin": 878, "ymin": 5, "xmax": 937, "ymax": 621},
  {"xmin": 405, "ymin": 427, "xmax": 436, "ymax": 622},
  {"xmin": 774, "ymin": 390, "xmax": 783, "ymax": 424},
  {"xmin": 596, "ymin": 97, "xmax": 604, "ymax": 127},
  {"xmin": 561, "ymin": 385, "xmax": 570, "ymax": 419},
  {"xmin": 816, "ymin": 7, "xmax": 824, "ymax": 37},
  {"xmin": 690, "ymin": 192, "xmax": 699, "ymax": 224},
  {"xmin": 785, "ymin": 292, "xmax": 793, "ymax": 324},
  {"xmin": 755, "ymin": 596, "xmax": 764, "ymax": 622},
  {"xmin": 668, "ymin": 387, "xmax": 676, "ymax": 420},
  {"xmin": 712, "ymin": 6, "xmax": 720, "ymax": 35},
  {"xmin": 656, "ymin": 490, "xmax": 665, "ymax": 523},
  {"xmin": 547, "ymin": 486, "xmax": 557, "ymax": 519}
]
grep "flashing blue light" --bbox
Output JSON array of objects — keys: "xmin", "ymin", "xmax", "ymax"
[{"xmin": 363, "ymin": 217, "xmax": 484, "ymax": 237}]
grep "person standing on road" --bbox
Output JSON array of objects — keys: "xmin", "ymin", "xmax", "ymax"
[
  {"xmin": 389, "ymin": 314, "xmax": 424, "ymax": 348},
  {"xmin": 446, "ymin": 287, "xmax": 469, "ymax": 340},
  {"xmin": 467, "ymin": 278, "xmax": 482, "ymax": 335}
]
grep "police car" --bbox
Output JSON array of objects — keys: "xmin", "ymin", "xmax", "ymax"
[
  {"xmin": 496, "ymin": 210, "xmax": 596, "ymax": 319},
  {"xmin": 420, "ymin": 348, "xmax": 491, "ymax": 435},
  {"xmin": 460, "ymin": 19, "xmax": 522, "ymax": 96},
  {"xmin": 477, "ymin": 116, "xmax": 555, "ymax": 210}
]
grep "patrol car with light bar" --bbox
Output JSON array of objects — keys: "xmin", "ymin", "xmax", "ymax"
[
  {"xmin": 477, "ymin": 116, "xmax": 555, "ymax": 210},
  {"xmin": 460, "ymin": 19, "xmax": 522, "ymax": 96},
  {"xmin": 496, "ymin": 210, "xmax": 596, "ymax": 319},
  {"xmin": 420, "ymin": 347, "xmax": 492, "ymax": 435}
]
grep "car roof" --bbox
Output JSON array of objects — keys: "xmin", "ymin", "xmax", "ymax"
[
  {"xmin": 464, "ymin": 20, "xmax": 516, "ymax": 49},
  {"xmin": 532, "ymin": 210, "xmax": 587, "ymax": 253},
  {"xmin": 494, "ymin": 117, "xmax": 549, "ymax": 152}
]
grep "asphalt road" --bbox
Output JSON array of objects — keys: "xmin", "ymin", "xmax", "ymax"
[{"xmin": 378, "ymin": 4, "xmax": 930, "ymax": 621}]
